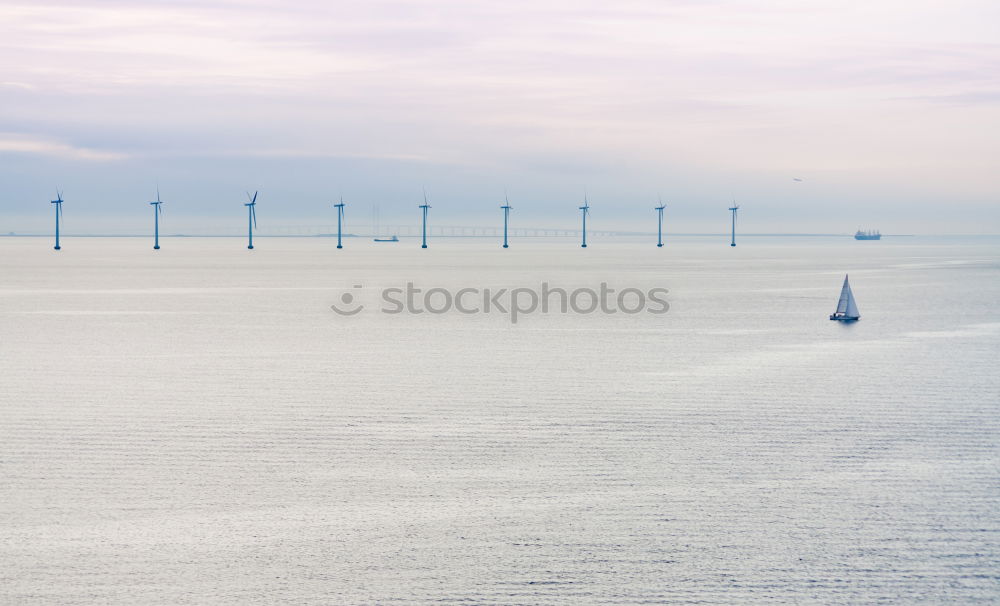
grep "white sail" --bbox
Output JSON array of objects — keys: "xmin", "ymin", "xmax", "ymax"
[
  {"xmin": 832, "ymin": 274, "xmax": 860, "ymax": 319},
  {"xmin": 844, "ymin": 278, "xmax": 859, "ymax": 318},
  {"xmin": 835, "ymin": 275, "xmax": 851, "ymax": 315}
]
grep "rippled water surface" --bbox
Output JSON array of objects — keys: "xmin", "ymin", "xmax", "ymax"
[{"xmin": 2, "ymin": 235, "xmax": 998, "ymax": 604}]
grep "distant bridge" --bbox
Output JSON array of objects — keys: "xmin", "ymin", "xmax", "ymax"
[{"xmin": 265, "ymin": 224, "xmax": 650, "ymax": 238}]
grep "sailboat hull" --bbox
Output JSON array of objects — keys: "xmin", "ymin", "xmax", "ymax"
[{"xmin": 829, "ymin": 314, "xmax": 859, "ymax": 321}]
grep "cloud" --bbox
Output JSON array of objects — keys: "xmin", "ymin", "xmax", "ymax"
[
  {"xmin": 2, "ymin": 81, "xmax": 36, "ymax": 90},
  {"xmin": 0, "ymin": 134, "xmax": 127, "ymax": 161},
  {"xmin": 900, "ymin": 91, "xmax": 1000, "ymax": 106},
  {"xmin": 0, "ymin": 0, "xmax": 998, "ymax": 231}
]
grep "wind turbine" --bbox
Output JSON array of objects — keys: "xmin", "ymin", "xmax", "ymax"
[
  {"xmin": 501, "ymin": 191, "xmax": 512, "ymax": 248},
  {"xmin": 419, "ymin": 190, "xmax": 431, "ymax": 249},
  {"xmin": 334, "ymin": 197, "xmax": 346, "ymax": 249},
  {"xmin": 655, "ymin": 196, "xmax": 666, "ymax": 247},
  {"xmin": 149, "ymin": 188, "xmax": 163, "ymax": 250},
  {"xmin": 729, "ymin": 201, "xmax": 739, "ymax": 247},
  {"xmin": 245, "ymin": 191, "xmax": 258, "ymax": 249},
  {"xmin": 579, "ymin": 194, "xmax": 590, "ymax": 248},
  {"xmin": 50, "ymin": 190, "xmax": 63, "ymax": 250}
]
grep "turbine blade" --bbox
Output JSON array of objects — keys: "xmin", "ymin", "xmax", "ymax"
[{"xmin": 252, "ymin": 191, "xmax": 258, "ymax": 205}]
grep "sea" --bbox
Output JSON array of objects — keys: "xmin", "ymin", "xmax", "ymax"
[{"xmin": 1, "ymin": 235, "xmax": 998, "ymax": 604}]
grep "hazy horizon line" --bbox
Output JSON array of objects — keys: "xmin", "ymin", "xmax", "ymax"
[{"xmin": 0, "ymin": 232, "xmax": 942, "ymax": 238}]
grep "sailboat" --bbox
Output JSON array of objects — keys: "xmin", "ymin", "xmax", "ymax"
[{"xmin": 829, "ymin": 274, "xmax": 860, "ymax": 321}]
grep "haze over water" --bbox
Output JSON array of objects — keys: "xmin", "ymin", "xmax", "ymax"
[{"xmin": 1, "ymin": 236, "xmax": 999, "ymax": 604}]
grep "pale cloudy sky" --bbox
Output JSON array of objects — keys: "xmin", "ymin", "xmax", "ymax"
[{"xmin": 1, "ymin": 0, "xmax": 998, "ymax": 233}]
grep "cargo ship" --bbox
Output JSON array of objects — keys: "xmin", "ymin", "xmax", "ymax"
[{"xmin": 854, "ymin": 229, "xmax": 881, "ymax": 240}]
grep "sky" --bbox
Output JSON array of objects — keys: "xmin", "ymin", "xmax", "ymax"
[{"xmin": 1, "ymin": 0, "xmax": 999, "ymax": 234}]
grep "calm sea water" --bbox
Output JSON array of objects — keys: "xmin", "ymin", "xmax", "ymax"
[{"xmin": 2, "ymin": 235, "xmax": 998, "ymax": 604}]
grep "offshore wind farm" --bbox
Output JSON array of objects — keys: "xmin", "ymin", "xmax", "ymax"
[
  {"xmin": 39, "ymin": 189, "xmax": 749, "ymax": 249},
  {"xmin": 18, "ymin": 187, "xmax": 928, "ymax": 253},
  {"xmin": 22, "ymin": 183, "xmax": 926, "ymax": 248}
]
